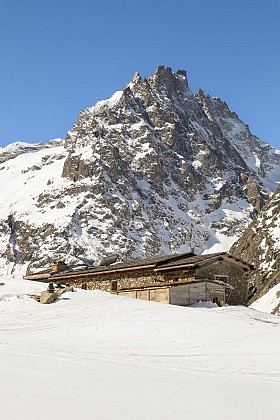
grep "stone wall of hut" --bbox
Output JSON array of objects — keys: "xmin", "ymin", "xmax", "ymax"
[
  {"xmin": 72, "ymin": 270, "xmax": 166, "ymax": 293},
  {"xmin": 68, "ymin": 261, "xmax": 248, "ymax": 305},
  {"xmin": 195, "ymin": 261, "xmax": 248, "ymax": 305}
]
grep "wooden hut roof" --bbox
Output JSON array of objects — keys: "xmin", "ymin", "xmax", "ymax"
[{"xmin": 24, "ymin": 251, "xmax": 252, "ymax": 281}]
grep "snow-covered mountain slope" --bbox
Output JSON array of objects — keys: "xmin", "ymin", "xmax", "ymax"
[
  {"xmin": 0, "ymin": 66, "xmax": 280, "ymax": 276},
  {"xmin": 0, "ymin": 279, "xmax": 279, "ymax": 420},
  {"xmin": 231, "ymin": 186, "xmax": 280, "ymax": 300},
  {"xmin": 251, "ymin": 282, "xmax": 280, "ymax": 315}
]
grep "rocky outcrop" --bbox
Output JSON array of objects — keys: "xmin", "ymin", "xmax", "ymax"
[
  {"xmin": 231, "ymin": 186, "xmax": 280, "ymax": 300},
  {"xmin": 0, "ymin": 66, "xmax": 279, "ymax": 276}
]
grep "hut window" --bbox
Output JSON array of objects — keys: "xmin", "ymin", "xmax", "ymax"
[
  {"xmin": 214, "ymin": 275, "xmax": 229, "ymax": 283},
  {"xmin": 111, "ymin": 280, "xmax": 118, "ymax": 291}
]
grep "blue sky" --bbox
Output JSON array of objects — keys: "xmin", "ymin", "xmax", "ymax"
[{"xmin": 0, "ymin": 0, "xmax": 279, "ymax": 148}]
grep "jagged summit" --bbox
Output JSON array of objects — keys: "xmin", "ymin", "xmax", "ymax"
[
  {"xmin": 130, "ymin": 71, "xmax": 142, "ymax": 85},
  {"xmin": 0, "ymin": 67, "xmax": 279, "ymax": 276},
  {"xmin": 125, "ymin": 66, "xmax": 190, "ymax": 105},
  {"xmin": 150, "ymin": 65, "xmax": 189, "ymax": 88}
]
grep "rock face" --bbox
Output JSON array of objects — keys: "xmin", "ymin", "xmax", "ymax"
[
  {"xmin": 0, "ymin": 66, "xmax": 280, "ymax": 276},
  {"xmin": 231, "ymin": 186, "xmax": 280, "ymax": 301}
]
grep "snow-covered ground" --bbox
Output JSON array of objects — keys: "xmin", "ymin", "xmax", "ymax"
[
  {"xmin": 0, "ymin": 278, "xmax": 279, "ymax": 420},
  {"xmin": 251, "ymin": 282, "xmax": 280, "ymax": 315}
]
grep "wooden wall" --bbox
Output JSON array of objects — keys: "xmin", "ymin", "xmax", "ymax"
[
  {"xmin": 119, "ymin": 282, "xmax": 226, "ymax": 306},
  {"xmin": 118, "ymin": 287, "xmax": 169, "ymax": 304},
  {"xmin": 169, "ymin": 282, "xmax": 225, "ymax": 306}
]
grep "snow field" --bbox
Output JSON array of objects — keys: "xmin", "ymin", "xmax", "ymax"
[{"xmin": 0, "ymin": 278, "xmax": 279, "ymax": 419}]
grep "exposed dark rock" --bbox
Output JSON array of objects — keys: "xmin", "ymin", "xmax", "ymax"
[{"xmin": 231, "ymin": 186, "xmax": 280, "ymax": 301}]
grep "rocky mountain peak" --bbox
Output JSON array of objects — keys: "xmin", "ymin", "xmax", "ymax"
[
  {"xmin": 127, "ymin": 71, "xmax": 142, "ymax": 88},
  {"xmin": 145, "ymin": 65, "xmax": 190, "ymax": 98},
  {"xmin": 0, "ymin": 67, "xmax": 280, "ymax": 276}
]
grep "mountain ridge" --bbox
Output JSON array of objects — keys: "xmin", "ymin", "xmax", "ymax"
[{"xmin": 0, "ymin": 66, "xmax": 279, "ymax": 276}]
